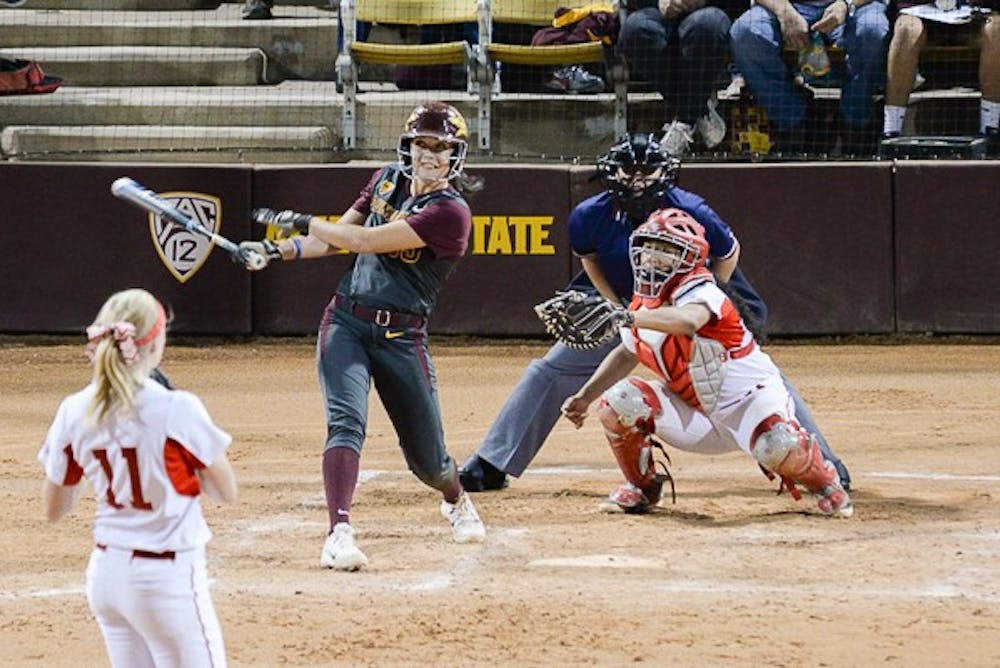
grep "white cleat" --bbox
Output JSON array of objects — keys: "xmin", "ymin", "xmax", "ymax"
[
  {"xmin": 441, "ymin": 492, "xmax": 486, "ymax": 543},
  {"xmin": 320, "ymin": 523, "xmax": 368, "ymax": 571}
]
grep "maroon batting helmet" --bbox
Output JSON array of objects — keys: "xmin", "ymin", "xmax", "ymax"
[{"xmin": 397, "ymin": 102, "xmax": 469, "ymax": 181}]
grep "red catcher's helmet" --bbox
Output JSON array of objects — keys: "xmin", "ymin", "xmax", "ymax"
[
  {"xmin": 630, "ymin": 208, "xmax": 709, "ymax": 300},
  {"xmin": 397, "ymin": 102, "xmax": 469, "ymax": 181}
]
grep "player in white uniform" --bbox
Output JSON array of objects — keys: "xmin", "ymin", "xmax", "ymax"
[
  {"xmin": 38, "ymin": 288, "xmax": 237, "ymax": 668},
  {"xmin": 561, "ymin": 208, "xmax": 853, "ymax": 518}
]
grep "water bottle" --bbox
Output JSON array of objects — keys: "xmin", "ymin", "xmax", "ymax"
[{"xmin": 798, "ymin": 32, "xmax": 831, "ymax": 83}]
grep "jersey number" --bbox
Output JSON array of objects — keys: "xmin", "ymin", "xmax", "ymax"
[{"xmin": 93, "ymin": 448, "xmax": 153, "ymax": 510}]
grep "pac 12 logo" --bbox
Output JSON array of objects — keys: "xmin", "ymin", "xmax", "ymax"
[{"xmin": 148, "ymin": 192, "xmax": 222, "ymax": 283}]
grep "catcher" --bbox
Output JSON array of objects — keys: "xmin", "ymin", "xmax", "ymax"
[{"xmin": 556, "ymin": 208, "xmax": 853, "ymax": 517}]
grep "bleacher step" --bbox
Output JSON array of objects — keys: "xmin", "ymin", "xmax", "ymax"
[
  {"xmin": 0, "ymin": 83, "xmax": 339, "ymax": 127},
  {"xmin": 0, "ymin": 5, "xmax": 337, "ymax": 80},
  {"xmin": 4, "ymin": 47, "xmax": 268, "ymax": 86},
  {"xmin": 1, "ymin": 125, "xmax": 337, "ymax": 163}
]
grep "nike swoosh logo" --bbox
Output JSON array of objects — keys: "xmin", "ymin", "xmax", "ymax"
[{"xmin": 385, "ymin": 330, "xmax": 405, "ymax": 339}]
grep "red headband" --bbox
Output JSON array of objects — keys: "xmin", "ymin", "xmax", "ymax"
[{"xmin": 135, "ymin": 300, "xmax": 166, "ymax": 347}]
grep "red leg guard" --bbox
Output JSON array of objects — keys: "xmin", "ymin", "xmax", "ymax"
[
  {"xmin": 751, "ymin": 415, "xmax": 853, "ymax": 517},
  {"xmin": 596, "ymin": 398, "xmax": 658, "ymax": 491}
]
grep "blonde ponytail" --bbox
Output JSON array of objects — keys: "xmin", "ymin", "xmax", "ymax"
[{"xmin": 85, "ymin": 289, "xmax": 166, "ymax": 424}]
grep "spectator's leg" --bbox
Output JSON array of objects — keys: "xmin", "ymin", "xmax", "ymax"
[
  {"xmin": 674, "ymin": 7, "xmax": 731, "ymax": 126},
  {"xmin": 979, "ymin": 15, "xmax": 1000, "ymax": 131},
  {"xmin": 883, "ymin": 15, "xmax": 926, "ymax": 136},
  {"xmin": 838, "ymin": 2, "xmax": 890, "ymax": 131},
  {"xmin": 730, "ymin": 5, "xmax": 807, "ymax": 134},
  {"xmin": 619, "ymin": 7, "xmax": 677, "ymax": 104}
]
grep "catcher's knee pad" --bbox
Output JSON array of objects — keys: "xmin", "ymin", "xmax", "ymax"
[
  {"xmin": 598, "ymin": 378, "xmax": 662, "ymax": 489},
  {"xmin": 751, "ymin": 415, "xmax": 837, "ymax": 495}
]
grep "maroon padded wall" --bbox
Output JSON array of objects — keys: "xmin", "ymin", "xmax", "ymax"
[
  {"xmin": 894, "ymin": 161, "xmax": 1000, "ymax": 333},
  {"xmin": 0, "ymin": 164, "xmax": 253, "ymax": 334},
  {"xmin": 674, "ymin": 163, "xmax": 895, "ymax": 335},
  {"xmin": 4, "ymin": 161, "xmax": 997, "ymax": 337}
]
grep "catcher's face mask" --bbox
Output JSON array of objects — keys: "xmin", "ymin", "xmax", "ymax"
[{"xmin": 630, "ymin": 209, "xmax": 709, "ymax": 299}]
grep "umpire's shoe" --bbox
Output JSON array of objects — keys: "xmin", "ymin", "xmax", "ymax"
[
  {"xmin": 832, "ymin": 460, "xmax": 852, "ymax": 493},
  {"xmin": 459, "ymin": 455, "xmax": 508, "ymax": 493}
]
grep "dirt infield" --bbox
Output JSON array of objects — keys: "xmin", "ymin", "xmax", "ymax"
[{"xmin": 2, "ymin": 339, "xmax": 999, "ymax": 667}]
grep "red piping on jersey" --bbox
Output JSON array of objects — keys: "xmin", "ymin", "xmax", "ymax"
[
  {"xmin": 62, "ymin": 444, "xmax": 83, "ymax": 485},
  {"xmin": 164, "ymin": 438, "xmax": 205, "ymax": 496}
]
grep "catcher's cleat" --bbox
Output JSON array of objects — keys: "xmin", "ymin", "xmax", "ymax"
[
  {"xmin": 459, "ymin": 455, "xmax": 508, "ymax": 493},
  {"xmin": 598, "ymin": 476, "xmax": 666, "ymax": 514},
  {"xmin": 441, "ymin": 492, "xmax": 486, "ymax": 543},
  {"xmin": 815, "ymin": 463, "xmax": 854, "ymax": 518},
  {"xmin": 320, "ymin": 523, "xmax": 368, "ymax": 571}
]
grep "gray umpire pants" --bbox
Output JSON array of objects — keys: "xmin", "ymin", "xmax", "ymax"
[{"xmin": 475, "ymin": 340, "xmax": 851, "ymax": 487}]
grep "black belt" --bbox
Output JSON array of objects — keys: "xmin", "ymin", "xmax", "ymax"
[
  {"xmin": 333, "ymin": 293, "xmax": 426, "ymax": 329},
  {"xmin": 96, "ymin": 544, "xmax": 176, "ymax": 560}
]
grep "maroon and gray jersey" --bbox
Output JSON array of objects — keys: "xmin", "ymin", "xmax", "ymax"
[{"xmin": 336, "ymin": 164, "xmax": 471, "ymax": 317}]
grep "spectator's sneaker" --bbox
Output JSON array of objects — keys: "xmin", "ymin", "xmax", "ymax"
[
  {"xmin": 661, "ymin": 120, "xmax": 694, "ymax": 156},
  {"xmin": 985, "ymin": 127, "xmax": 999, "ymax": 158},
  {"xmin": 320, "ymin": 523, "xmax": 368, "ymax": 571},
  {"xmin": 459, "ymin": 455, "xmax": 508, "ymax": 492},
  {"xmin": 0, "ymin": 0, "xmax": 27, "ymax": 7},
  {"xmin": 441, "ymin": 492, "xmax": 486, "ymax": 543},
  {"xmin": 598, "ymin": 478, "xmax": 664, "ymax": 514},
  {"xmin": 696, "ymin": 94, "xmax": 726, "ymax": 149},
  {"xmin": 241, "ymin": 0, "xmax": 273, "ymax": 20},
  {"xmin": 543, "ymin": 65, "xmax": 605, "ymax": 94}
]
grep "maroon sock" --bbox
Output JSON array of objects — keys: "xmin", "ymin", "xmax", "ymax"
[
  {"xmin": 442, "ymin": 467, "xmax": 463, "ymax": 504},
  {"xmin": 323, "ymin": 446, "xmax": 360, "ymax": 532}
]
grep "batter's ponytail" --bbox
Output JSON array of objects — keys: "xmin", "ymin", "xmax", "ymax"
[
  {"xmin": 86, "ymin": 289, "xmax": 167, "ymax": 424},
  {"xmin": 454, "ymin": 170, "xmax": 485, "ymax": 196}
]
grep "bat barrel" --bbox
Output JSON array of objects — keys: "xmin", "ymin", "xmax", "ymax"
[{"xmin": 111, "ymin": 175, "xmax": 241, "ymax": 255}]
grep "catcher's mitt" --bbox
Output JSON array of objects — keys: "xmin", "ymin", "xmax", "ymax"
[{"xmin": 534, "ymin": 290, "xmax": 634, "ymax": 350}]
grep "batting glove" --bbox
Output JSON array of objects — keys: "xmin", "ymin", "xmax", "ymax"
[
  {"xmin": 235, "ymin": 239, "xmax": 281, "ymax": 271},
  {"xmin": 252, "ymin": 207, "xmax": 313, "ymax": 235}
]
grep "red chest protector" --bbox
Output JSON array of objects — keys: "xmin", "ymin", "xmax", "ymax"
[{"xmin": 628, "ymin": 269, "xmax": 746, "ymax": 411}]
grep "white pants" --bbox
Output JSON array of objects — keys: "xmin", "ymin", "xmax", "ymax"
[
  {"xmin": 86, "ymin": 545, "xmax": 227, "ymax": 668},
  {"xmin": 647, "ymin": 374, "xmax": 795, "ymax": 457}
]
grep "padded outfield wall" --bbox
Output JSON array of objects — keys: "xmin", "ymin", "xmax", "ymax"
[{"xmin": 1, "ymin": 161, "xmax": 997, "ymax": 336}]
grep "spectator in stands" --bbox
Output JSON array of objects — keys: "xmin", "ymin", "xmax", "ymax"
[
  {"xmin": 242, "ymin": 0, "xmax": 272, "ymax": 20},
  {"xmin": 617, "ymin": 0, "xmax": 740, "ymax": 155},
  {"xmin": 730, "ymin": 0, "xmax": 890, "ymax": 155},
  {"xmin": 880, "ymin": 0, "xmax": 1000, "ymax": 156}
]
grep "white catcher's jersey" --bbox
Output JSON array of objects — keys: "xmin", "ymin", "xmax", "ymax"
[
  {"xmin": 621, "ymin": 279, "xmax": 783, "ymax": 414},
  {"xmin": 38, "ymin": 379, "xmax": 231, "ymax": 553}
]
